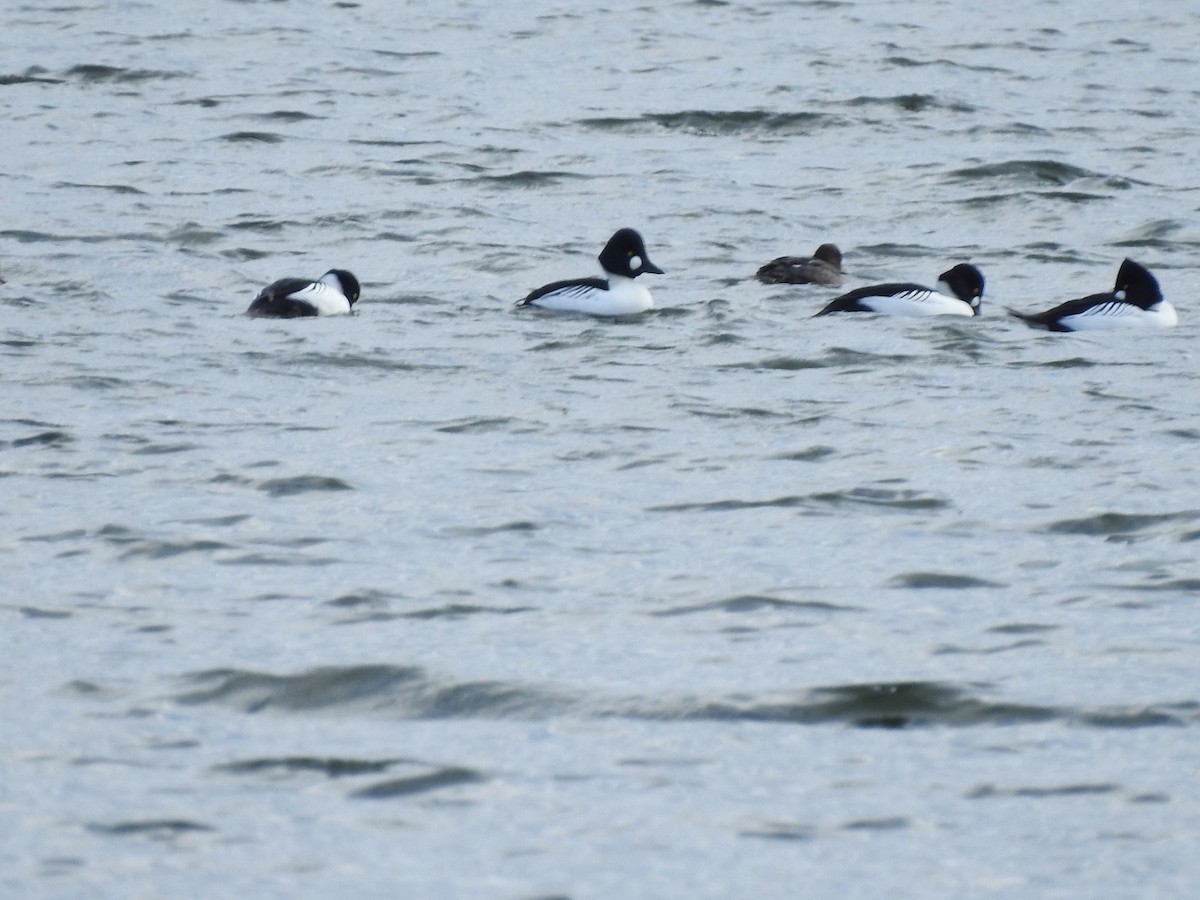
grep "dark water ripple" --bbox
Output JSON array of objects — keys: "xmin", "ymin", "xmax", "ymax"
[
  {"xmin": 0, "ymin": 70, "xmax": 65, "ymax": 85},
  {"xmin": 19, "ymin": 606, "xmax": 73, "ymax": 620},
  {"xmin": 967, "ymin": 783, "xmax": 1120, "ymax": 799},
  {"xmin": 933, "ymin": 639, "xmax": 1046, "ymax": 655},
  {"xmin": 648, "ymin": 495, "xmax": 810, "ymax": 513},
  {"xmin": 1014, "ymin": 356, "xmax": 1101, "ymax": 370},
  {"xmin": 54, "ymin": 181, "xmax": 147, "ymax": 195},
  {"xmin": 243, "ymin": 110, "xmax": 325, "ymax": 123},
  {"xmin": 845, "ymin": 93, "xmax": 975, "ymax": 113},
  {"xmin": 657, "ymin": 684, "xmax": 1197, "ymax": 730},
  {"xmin": 396, "ymin": 603, "xmax": 537, "ymax": 620},
  {"xmin": 217, "ymin": 131, "xmax": 286, "ymax": 144},
  {"xmin": 1043, "ymin": 510, "xmax": 1199, "ymax": 537},
  {"xmin": 64, "ymin": 64, "xmax": 188, "ymax": 83},
  {"xmin": 946, "ymin": 159, "xmax": 1131, "ymax": 187},
  {"xmin": 723, "ymin": 350, "xmax": 915, "ymax": 371},
  {"xmin": 350, "ymin": 766, "xmax": 486, "ymax": 800},
  {"xmin": 166, "ymin": 223, "xmax": 225, "ymax": 247},
  {"xmin": 740, "ymin": 822, "xmax": 817, "ymax": 842},
  {"xmin": 652, "ymin": 595, "xmax": 858, "ymax": 616},
  {"xmin": 324, "ymin": 589, "xmax": 403, "ymax": 610},
  {"xmin": 257, "ymin": 475, "xmax": 354, "ymax": 497},
  {"xmin": 87, "ymin": 820, "xmax": 215, "ymax": 838},
  {"xmin": 1, "ymin": 229, "xmax": 139, "ymax": 244},
  {"xmin": 886, "ymin": 572, "xmax": 1005, "ymax": 589},
  {"xmin": 118, "ymin": 539, "xmax": 231, "ymax": 562},
  {"xmin": 171, "ymin": 668, "xmax": 1200, "ymax": 730},
  {"xmin": 439, "ymin": 521, "xmax": 540, "ymax": 537},
  {"xmin": 810, "ymin": 487, "xmax": 951, "ymax": 511},
  {"xmin": 176, "ymin": 665, "xmax": 569, "ymax": 718},
  {"xmin": 1116, "ymin": 578, "xmax": 1200, "ymax": 593},
  {"xmin": 467, "ymin": 170, "xmax": 590, "ymax": 189},
  {"xmin": 4, "ymin": 429, "xmax": 74, "ymax": 448},
  {"xmin": 215, "ymin": 756, "xmax": 401, "ymax": 777},
  {"xmin": 333, "ymin": 604, "xmax": 538, "ymax": 627},
  {"xmin": 661, "ymin": 681, "xmax": 1056, "ymax": 729},
  {"xmin": 577, "ymin": 110, "xmax": 845, "ymax": 136},
  {"xmin": 648, "ymin": 487, "xmax": 949, "ymax": 514},
  {"xmin": 177, "ymin": 665, "xmax": 427, "ymax": 711}
]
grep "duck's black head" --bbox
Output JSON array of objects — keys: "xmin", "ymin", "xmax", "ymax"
[
  {"xmin": 324, "ymin": 269, "xmax": 361, "ymax": 305},
  {"xmin": 598, "ymin": 228, "xmax": 664, "ymax": 279},
  {"xmin": 938, "ymin": 263, "xmax": 985, "ymax": 312},
  {"xmin": 1115, "ymin": 259, "xmax": 1161, "ymax": 308}
]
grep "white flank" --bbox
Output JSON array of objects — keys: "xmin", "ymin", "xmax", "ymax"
[
  {"xmin": 287, "ymin": 281, "xmax": 351, "ymax": 316},
  {"xmin": 1061, "ymin": 299, "xmax": 1178, "ymax": 330},
  {"xmin": 531, "ymin": 275, "xmax": 654, "ymax": 315},
  {"xmin": 865, "ymin": 287, "xmax": 974, "ymax": 317}
]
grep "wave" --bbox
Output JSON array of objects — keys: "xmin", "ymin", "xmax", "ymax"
[
  {"xmin": 64, "ymin": 64, "xmax": 188, "ymax": 83},
  {"xmin": 652, "ymin": 594, "xmax": 859, "ymax": 616},
  {"xmin": 87, "ymin": 820, "xmax": 214, "ymax": 837},
  {"xmin": 215, "ymin": 756, "xmax": 399, "ymax": 777},
  {"xmin": 1042, "ymin": 509, "xmax": 1200, "ymax": 537},
  {"xmin": 886, "ymin": 572, "xmax": 1005, "ymax": 589},
  {"xmin": 241, "ymin": 110, "xmax": 324, "ymax": 123},
  {"xmin": 173, "ymin": 667, "xmax": 1200, "ymax": 730},
  {"xmin": 176, "ymin": 664, "xmax": 569, "ymax": 717},
  {"xmin": 0, "ymin": 70, "xmax": 64, "ymax": 85},
  {"xmin": 648, "ymin": 487, "xmax": 950, "ymax": 514},
  {"xmin": 350, "ymin": 766, "xmax": 485, "ymax": 800},
  {"xmin": 4, "ymin": 429, "xmax": 73, "ymax": 448},
  {"xmin": 649, "ymin": 681, "xmax": 1196, "ymax": 729},
  {"xmin": 466, "ymin": 170, "xmax": 589, "ymax": 188},
  {"xmin": 844, "ymin": 93, "xmax": 975, "ymax": 113},
  {"xmin": 257, "ymin": 475, "xmax": 355, "ymax": 497},
  {"xmin": 947, "ymin": 159, "xmax": 1139, "ymax": 190},
  {"xmin": 967, "ymin": 783, "xmax": 1120, "ymax": 799},
  {"xmin": 212, "ymin": 755, "xmax": 486, "ymax": 802},
  {"xmin": 216, "ymin": 131, "xmax": 287, "ymax": 144},
  {"xmin": 577, "ymin": 109, "xmax": 842, "ymax": 136}
]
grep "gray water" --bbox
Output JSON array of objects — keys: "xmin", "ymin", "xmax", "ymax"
[{"xmin": 4, "ymin": 0, "xmax": 1200, "ymax": 897}]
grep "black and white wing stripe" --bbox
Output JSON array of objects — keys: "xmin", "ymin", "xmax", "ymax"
[
  {"xmin": 247, "ymin": 278, "xmax": 351, "ymax": 318},
  {"xmin": 519, "ymin": 277, "xmax": 608, "ymax": 308},
  {"xmin": 816, "ymin": 282, "xmax": 929, "ymax": 316}
]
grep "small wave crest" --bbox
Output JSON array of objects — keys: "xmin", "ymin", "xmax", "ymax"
[
  {"xmin": 578, "ymin": 110, "xmax": 841, "ymax": 136},
  {"xmin": 176, "ymin": 664, "xmax": 567, "ymax": 718}
]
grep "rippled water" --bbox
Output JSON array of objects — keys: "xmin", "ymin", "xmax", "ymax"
[{"xmin": 4, "ymin": 0, "xmax": 1200, "ymax": 896}]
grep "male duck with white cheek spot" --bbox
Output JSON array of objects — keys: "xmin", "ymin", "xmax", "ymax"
[{"xmin": 518, "ymin": 228, "xmax": 664, "ymax": 316}]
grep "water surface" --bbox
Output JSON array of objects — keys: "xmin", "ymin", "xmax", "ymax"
[{"xmin": 3, "ymin": 1, "xmax": 1200, "ymax": 897}]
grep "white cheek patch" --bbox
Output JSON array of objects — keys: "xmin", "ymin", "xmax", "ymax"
[
  {"xmin": 629, "ymin": 255, "xmax": 642, "ymax": 271},
  {"xmin": 1114, "ymin": 289, "xmax": 1126, "ymax": 301}
]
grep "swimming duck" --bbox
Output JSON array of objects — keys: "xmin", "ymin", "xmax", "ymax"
[
  {"xmin": 518, "ymin": 228, "xmax": 663, "ymax": 315},
  {"xmin": 246, "ymin": 269, "xmax": 360, "ymax": 317},
  {"xmin": 756, "ymin": 243, "xmax": 843, "ymax": 286},
  {"xmin": 815, "ymin": 263, "xmax": 984, "ymax": 317},
  {"xmin": 1007, "ymin": 259, "xmax": 1175, "ymax": 331}
]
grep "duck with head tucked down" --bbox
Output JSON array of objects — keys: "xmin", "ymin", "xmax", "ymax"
[{"xmin": 247, "ymin": 269, "xmax": 361, "ymax": 318}]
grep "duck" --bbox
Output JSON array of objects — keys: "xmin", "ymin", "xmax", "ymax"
[
  {"xmin": 1007, "ymin": 259, "xmax": 1176, "ymax": 331},
  {"xmin": 815, "ymin": 263, "xmax": 984, "ymax": 317},
  {"xmin": 246, "ymin": 269, "xmax": 360, "ymax": 317},
  {"xmin": 518, "ymin": 228, "xmax": 663, "ymax": 315},
  {"xmin": 756, "ymin": 243, "xmax": 843, "ymax": 286}
]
